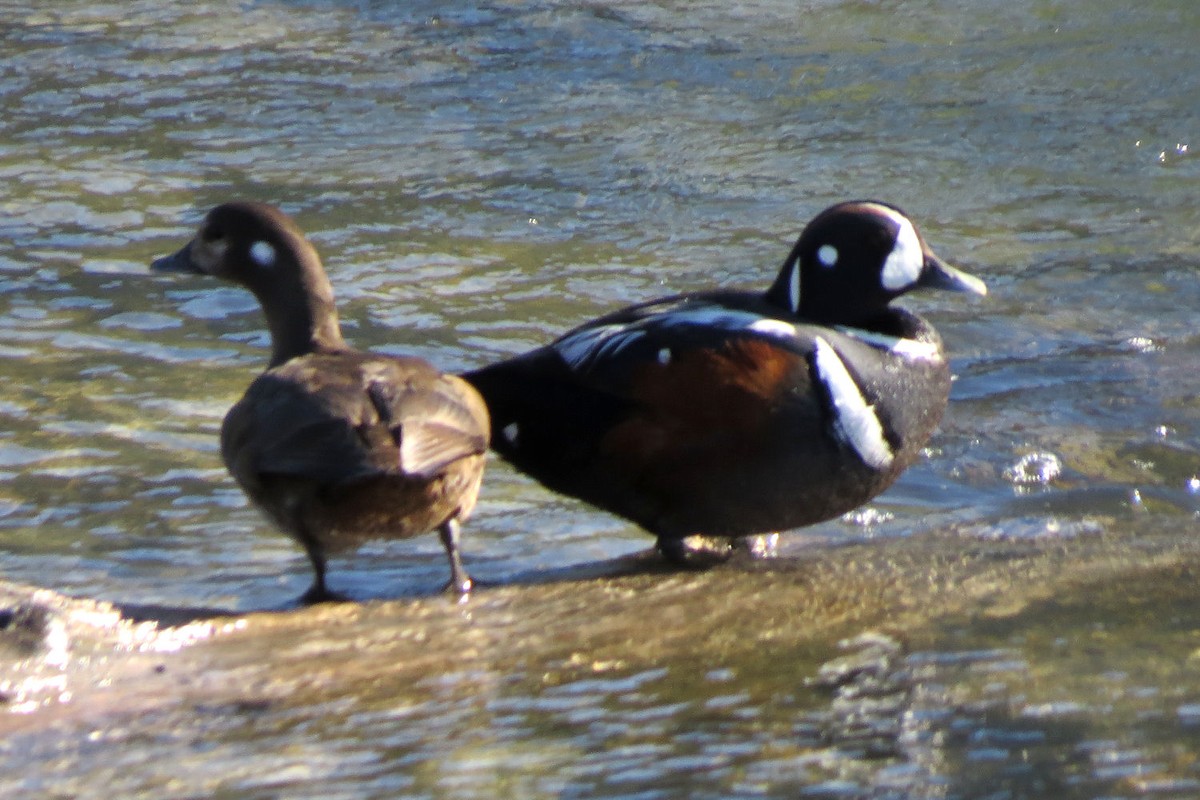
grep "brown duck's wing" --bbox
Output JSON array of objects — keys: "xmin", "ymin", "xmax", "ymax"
[
  {"xmin": 363, "ymin": 369, "xmax": 490, "ymax": 480},
  {"xmin": 222, "ymin": 354, "xmax": 487, "ymax": 488},
  {"xmin": 221, "ymin": 366, "xmax": 386, "ymax": 487}
]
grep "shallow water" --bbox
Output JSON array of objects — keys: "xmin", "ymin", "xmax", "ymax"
[{"xmin": 1, "ymin": 0, "xmax": 1199, "ymax": 796}]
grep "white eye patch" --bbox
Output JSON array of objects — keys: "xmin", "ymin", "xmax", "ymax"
[
  {"xmin": 249, "ymin": 240, "xmax": 276, "ymax": 268},
  {"xmin": 812, "ymin": 337, "xmax": 893, "ymax": 469},
  {"xmin": 879, "ymin": 212, "xmax": 922, "ymax": 291},
  {"xmin": 817, "ymin": 244, "xmax": 839, "ymax": 268}
]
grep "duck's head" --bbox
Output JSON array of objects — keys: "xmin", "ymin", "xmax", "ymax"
[{"xmin": 766, "ymin": 200, "xmax": 987, "ymax": 326}]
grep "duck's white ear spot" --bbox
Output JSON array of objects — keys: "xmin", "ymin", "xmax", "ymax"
[
  {"xmin": 817, "ymin": 244, "xmax": 839, "ymax": 269},
  {"xmin": 880, "ymin": 216, "xmax": 922, "ymax": 291},
  {"xmin": 249, "ymin": 240, "xmax": 276, "ymax": 268}
]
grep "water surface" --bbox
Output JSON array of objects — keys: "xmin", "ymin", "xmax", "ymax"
[{"xmin": 1, "ymin": 0, "xmax": 1199, "ymax": 797}]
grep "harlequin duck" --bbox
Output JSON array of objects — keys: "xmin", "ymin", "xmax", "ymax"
[
  {"xmin": 463, "ymin": 200, "xmax": 986, "ymax": 565},
  {"xmin": 152, "ymin": 202, "xmax": 490, "ymax": 603}
]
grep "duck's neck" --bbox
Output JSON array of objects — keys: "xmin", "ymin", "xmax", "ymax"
[
  {"xmin": 256, "ymin": 251, "xmax": 347, "ymax": 367},
  {"xmin": 851, "ymin": 307, "xmax": 931, "ymax": 340}
]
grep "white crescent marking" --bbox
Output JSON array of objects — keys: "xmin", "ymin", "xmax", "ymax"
[
  {"xmin": 812, "ymin": 337, "xmax": 893, "ymax": 469},
  {"xmin": 789, "ymin": 257, "xmax": 801, "ymax": 312}
]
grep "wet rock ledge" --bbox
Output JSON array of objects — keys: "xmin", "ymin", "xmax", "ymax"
[{"xmin": 3, "ymin": 518, "xmax": 1198, "ymax": 738}]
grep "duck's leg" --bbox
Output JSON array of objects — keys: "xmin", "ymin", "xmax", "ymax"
[
  {"xmin": 438, "ymin": 518, "xmax": 474, "ymax": 595},
  {"xmin": 297, "ymin": 541, "xmax": 346, "ymax": 605}
]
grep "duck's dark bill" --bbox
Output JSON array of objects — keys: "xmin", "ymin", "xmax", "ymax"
[
  {"xmin": 150, "ymin": 241, "xmax": 200, "ymax": 274},
  {"xmin": 920, "ymin": 253, "xmax": 988, "ymax": 296}
]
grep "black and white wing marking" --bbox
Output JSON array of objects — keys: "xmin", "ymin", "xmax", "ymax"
[{"xmin": 551, "ymin": 300, "xmax": 809, "ymax": 379}]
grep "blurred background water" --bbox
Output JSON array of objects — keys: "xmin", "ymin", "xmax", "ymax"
[{"xmin": 1, "ymin": 1, "xmax": 1199, "ymax": 797}]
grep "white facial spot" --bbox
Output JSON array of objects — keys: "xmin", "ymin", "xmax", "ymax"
[
  {"xmin": 879, "ymin": 212, "xmax": 923, "ymax": 291},
  {"xmin": 817, "ymin": 244, "xmax": 839, "ymax": 268},
  {"xmin": 249, "ymin": 240, "xmax": 276, "ymax": 268},
  {"xmin": 812, "ymin": 337, "xmax": 893, "ymax": 470},
  {"xmin": 502, "ymin": 423, "xmax": 519, "ymax": 446},
  {"xmin": 657, "ymin": 348, "xmax": 671, "ymax": 365}
]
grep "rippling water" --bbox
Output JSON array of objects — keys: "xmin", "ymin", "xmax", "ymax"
[{"xmin": 2, "ymin": 0, "xmax": 1199, "ymax": 796}]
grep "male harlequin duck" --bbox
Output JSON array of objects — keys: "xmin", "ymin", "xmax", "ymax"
[
  {"xmin": 464, "ymin": 200, "xmax": 986, "ymax": 566},
  {"xmin": 152, "ymin": 202, "xmax": 490, "ymax": 603}
]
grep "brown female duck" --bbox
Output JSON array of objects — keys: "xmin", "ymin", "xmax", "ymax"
[{"xmin": 153, "ymin": 202, "xmax": 489, "ymax": 603}]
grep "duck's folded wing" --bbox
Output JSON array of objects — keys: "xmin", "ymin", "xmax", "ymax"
[
  {"xmin": 550, "ymin": 296, "xmax": 815, "ymax": 392},
  {"xmin": 221, "ymin": 374, "xmax": 386, "ymax": 486},
  {"xmin": 364, "ymin": 375, "xmax": 489, "ymax": 479}
]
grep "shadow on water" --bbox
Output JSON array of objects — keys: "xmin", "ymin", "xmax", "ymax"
[
  {"xmin": 102, "ymin": 534, "xmax": 896, "ymax": 623},
  {"xmin": 106, "ymin": 546, "xmax": 676, "ymax": 624}
]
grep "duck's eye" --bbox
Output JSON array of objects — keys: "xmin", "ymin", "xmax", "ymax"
[{"xmin": 201, "ymin": 227, "xmax": 224, "ymax": 243}]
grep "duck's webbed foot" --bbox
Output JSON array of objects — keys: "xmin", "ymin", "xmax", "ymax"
[
  {"xmin": 656, "ymin": 534, "xmax": 735, "ymax": 569},
  {"xmin": 656, "ymin": 532, "xmax": 780, "ymax": 568}
]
